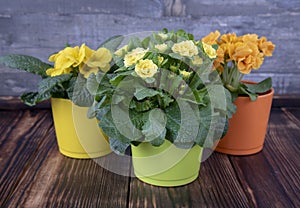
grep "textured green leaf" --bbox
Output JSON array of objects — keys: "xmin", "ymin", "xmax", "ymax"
[
  {"xmin": 86, "ymin": 73, "xmax": 99, "ymax": 95},
  {"xmin": 195, "ymin": 105, "xmax": 227, "ymax": 147},
  {"xmin": 20, "ymin": 92, "xmax": 41, "ymax": 106},
  {"xmin": 130, "ymin": 99, "xmax": 157, "ymax": 112},
  {"xmin": 108, "ymin": 137, "xmax": 130, "ymax": 155},
  {"xmin": 38, "ymin": 74, "xmax": 72, "ymax": 95},
  {"xmin": 0, "ymin": 54, "xmax": 51, "ymax": 78},
  {"xmin": 67, "ymin": 74, "xmax": 93, "ymax": 107},
  {"xmin": 142, "ymin": 109, "xmax": 167, "ymax": 144}
]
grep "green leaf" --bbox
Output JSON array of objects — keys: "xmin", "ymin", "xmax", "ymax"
[
  {"xmin": 86, "ymin": 73, "xmax": 99, "ymax": 95},
  {"xmin": 243, "ymin": 77, "xmax": 272, "ymax": 94},
  {"xmin": 130, "ymin": 99, "xmax": 157, "ymax": 112},
  {"xmin": 239, "ymin": 86, "xmax": 258, "ymax": 101},
  {"xmin": 169, "ymin": 53, "xmax": 183, "ymax": 60},
  {"xmin": 0, "ymin": 54, "xmax": 51, "ymax": 78},
  {"xmin": 98, "ymin": 109, "xmax": 131, "ymax": 155},
  {"xmin": 134, "ymin": 87, "xmax": 160, "ymax": 100},
  {"xmin": 108, "ymin": 137, "xmax": 130, "ymax": 155},
  {"xmin": 142, "ymin": 109, "xmax": 167, "ymax": 145},
  {"xmin": 127, "ymin": 37, "xmax": 142, "ymax": 51},
  {"xmin": 67, "ymin": 74, "xmax": 94, "ymax": 107},
  {"xmin": 38, "ymin": 74, "xmax": 72, "ymax": 97},
  {"xmin": 195, "ymin": 105, "xmax": 227, "ymax": 147},
  {"xmin": 129, "ymin": 109, "xmax": 150, "ymax": 130},
  {"xmin": 224, "ymin": 88, "xmax": 237, "ymax": 118},
  {"xmin": 142, "ymin": 37, "xmax": 151, "ymax": 49},
  {"xmin": 110, "ymin": 71, "xmax": 133, "ymax": 86},
  {"xmin": 99, "ymin": 35, "xmax": 124, "ymax": 53},
  {"xmin": 20, "ymin": 92, "xmax": 41, "ymax": 106}
]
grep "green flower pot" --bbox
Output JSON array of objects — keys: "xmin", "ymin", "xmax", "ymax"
[{"xmin": 131, "ymin": 140, "xmax": 203, "ymax": 187}]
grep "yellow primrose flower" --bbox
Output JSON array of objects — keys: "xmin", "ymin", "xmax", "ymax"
[
  {"xmin": 80, "ymin": 47, "xmax": 112, "ymax": 77},
  {"xmin": 53, "ymin": 46, "xmax": 80, "ymax": 70},
  {"xmin": 78, "ymin": 43, "xmax": 95, "ymax": 65},
  {"xmin": 155, "ymin": 43, "xmax": 168, "ymax": 52},
  {"xmin": 158, "ymin": 56, "xmax": 164, "ymax": 64},
  {"xmin": 85, "ymin": 48, "xmax": 112, "ymax": 68},
  {"xmin": 202, "ymin": 42, "xmax": 217, "ymax": 59},
  {"xmin": 124, "ymin": 47, "xmax": 148, "ymax": 67},
  {"xmin": 180, "ymin": 70, "xmax": 192, "ymax": 79},
  {"xmin": 135, "ymin": 59, "xmax": 158, "ymax": 78},
  {"xmin": 192, "ymin": 55, "xmax": 203, "ymax": 65},
  {"xmin": 171, "ymin": 40, "xmax": 198, "ymax": 57},
  {"xmin": 46, "ymin": 67, "xmax": 73, "ymax": 77}
]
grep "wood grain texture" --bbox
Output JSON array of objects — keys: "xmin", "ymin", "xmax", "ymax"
[
  {"xmin": 129, "ymin": 152, "xmax": 251, "ymax": 208},
  {"xmin": 0, "ymin": 110, "xmax": 52, "ymax": 206},
  {"xmin": 0, "ymin": 96, "xmax": 50, "ymax": 110},
  {"xmin": 0, "ymin": 107, "xmax": 300, "ymax": 207},
  {"xmin": 228, "ymin": 108, "xmax": 300, "ymax": 207},
  {"xmin": 0, "ymin": 110, "xmax": 130, "ymax": 208}
]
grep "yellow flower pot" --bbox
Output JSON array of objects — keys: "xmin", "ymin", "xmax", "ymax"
[
  {"xmin": 131, "ymin": 140, "xmax": 203, "ymax": 187},
  {"xmin": 51, "ymin": 98, "xmax": 112, "ymax": 159}
]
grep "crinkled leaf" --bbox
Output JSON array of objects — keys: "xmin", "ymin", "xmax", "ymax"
[
  {"xmin": 108, "ymin": 137, "xmax": 130, "ymax": 155},
  {"xmin": 67, "ymin": 74, "xmax": 93, "ymax": 107},
  {"xmin": 20, "ymin": 92, "xmax": 42, "ymax": 106},
  {"xmin": 129, "ymin": 109, "xmax": 149, "ymax": 130},
  {"xmin": 0, "ymin": 54, "xmax": 51, "ymax": 78},
  {"xmin": 206, "ymin": 84, "xmax": 227, "ymax": 111},
  {"xmin": 130, "ymin": 99, "xmax": 157, "ymax": 112},
  {"xmin": 195, "ymin": 105, "xmax": 227, "ymax": 147},
  {"xmin": 142, "ymin": 109, "xmax": 166, "ymax": 145},
  {"xmin": 86, "ymin": 73, "xmax": 99, "ymax": 95},
  {"xmin": 98, "ymin": 109, "xmax": 131, "ymax": 155},
  {"xmin": 37, "ymin": 74, "xmax": 72, "ymax": 100}
]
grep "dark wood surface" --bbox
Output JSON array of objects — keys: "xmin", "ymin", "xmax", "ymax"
[{"xmin": 0, "ymin": 98, "xmax": 299, "ymax": 208}]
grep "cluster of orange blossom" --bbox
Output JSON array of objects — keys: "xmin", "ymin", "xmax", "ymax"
[{"xmin": 202, "ymin": 31, "xmax": 275, "ymax": 75}]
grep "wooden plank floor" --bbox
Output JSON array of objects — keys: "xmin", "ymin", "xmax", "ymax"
[{"xmin": 0, "ymin": 101, "xmax": 299, "ymax": 207}]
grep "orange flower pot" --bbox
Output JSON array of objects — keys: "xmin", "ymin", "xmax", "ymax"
[{"xmin": 215, "ymin": 85, "xmax": 274, "ymax": 155}]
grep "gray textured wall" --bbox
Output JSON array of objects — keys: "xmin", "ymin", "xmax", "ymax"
[{"xmin": 0, "ymin": 0, "xmax": 299, "ymax": 96}]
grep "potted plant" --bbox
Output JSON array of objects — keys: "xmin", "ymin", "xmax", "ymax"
[
  {"xmin": 202, "ymin": 31, "xmax": 275, "ymax": 155},
  {"xmin": 0, "ymin": 44, "xmax": 113, "ymax": 158},
  {"xmin": 87, "ymin": 29, "xmax": 234, "ymax": 186}
]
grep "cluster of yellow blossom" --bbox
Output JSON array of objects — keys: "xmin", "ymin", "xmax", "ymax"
[
  {"xmin": 124, "ymin": 47, "xmax": 148, "ymax": 67},
  {"xmin": 135, "ymin": 59, "xmax": 158, "ymax": 78},
  {"xmin": 46, "ymin": 44, "xmax": 112, "ymax": 78},
  {"xmin": 202, "ymin": 31, "xmax": 275, "ymax": 74},
  {"xmin": 171, "ymin": 40, "xmax": 198, "ymax": 57}
]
